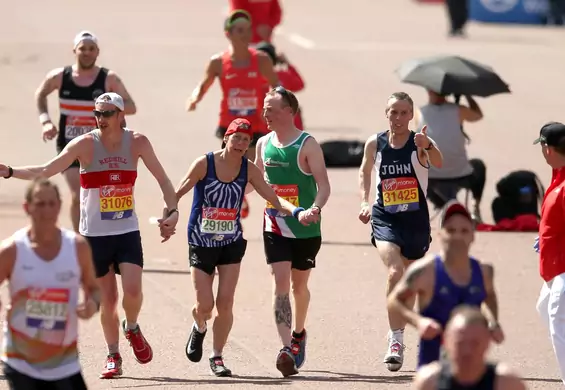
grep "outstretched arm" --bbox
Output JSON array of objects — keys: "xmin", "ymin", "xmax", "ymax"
[{"xmin": 0, "ymin": 138, "xmax": 83, "ymax": 180}]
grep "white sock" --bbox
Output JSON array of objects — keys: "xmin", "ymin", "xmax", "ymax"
[
  {"xmin": 210, "ymin": 350, "xmax": 222, "ymax": 358},
  {"xmin": 391, "ymin": 329, "xmax": 404, "ymax": 344},
  {"xmin": 194, "ymin": 321, "xmax": 207, "ymax": 333}
]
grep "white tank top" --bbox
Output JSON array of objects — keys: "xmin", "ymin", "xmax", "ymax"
[
  {"xmin": 1, "ymin": 228, "xmax": 81, "ymax": 380},
  {"xmin": 79, "ymin": 129, "xmax": 139, "ymax": 236}
]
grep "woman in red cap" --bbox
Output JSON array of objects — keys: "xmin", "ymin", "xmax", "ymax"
[{"xmin": 173, "ymin": 118, "xmax": 310, "ymax": 377}]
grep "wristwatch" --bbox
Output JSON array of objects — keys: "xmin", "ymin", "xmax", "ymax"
[{"xmin": 311, "ymin": 204, "xmax": 321, "ymax": 214}]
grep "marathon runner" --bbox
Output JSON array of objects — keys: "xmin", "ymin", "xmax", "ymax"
[
  {"xmin": 0, "ymin": 92, "xmax": 179, "ymax": 379},
  {"xmin": 413, "ymin": 306, "xmax": 526, "ymax": 390},
  {"xmin": 35, "ymin": 30, "xmax": 137, "ymax": 233},
  {"xmin": 252, "ymin": 87, "xmax": 331, "ymax": 377},
  {"xmin": 357, "ymin": 92, "xmax": 443, "ymax": 371},
  {"xmin": 187, "ymin": 9, "xmax": 279, "ymax": 218},
  {"xmin": 0, "ymin": 178, "xmax": 100, "ymax": 390},
  {"xmin": 228, "ymin": 0, "xmax": 282, "ymax": 44},
  {"xmin": 256, "ymin": 41, "xmax": 306, "ymax": 130},
  {"xmin": 175, "ymin": 118, "xmax": 305, "ymax": 377},
  {"xmin": 387, "ymin": 200, "xmax": 504, "ymax": 368}
]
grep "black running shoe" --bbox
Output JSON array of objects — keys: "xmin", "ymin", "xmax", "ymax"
[
  {"xmin": 209, "ymin": 356, "xmax": 232, "ymax": 377},
  {"xmin": 276, "ymin": 346, "xmax": 298, "ymax": 377},
  {"xmin": 185, "ymin": 322, "xmax": 207, "ymax": 362}
]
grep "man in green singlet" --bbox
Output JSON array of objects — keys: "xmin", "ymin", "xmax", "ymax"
[{"xmin": 251, "ymin": 87, "xmax": 331, "ymax": 377}]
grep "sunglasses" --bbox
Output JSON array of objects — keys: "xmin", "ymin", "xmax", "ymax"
[{"xmin": 93, "ymin": 110, "xmax": 116, "ymax": 118}]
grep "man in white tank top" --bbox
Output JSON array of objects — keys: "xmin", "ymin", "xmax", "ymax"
[
  {"xmin": 416, "ymin": 90, "xmax": 485, "ymax": 222},
  {"xmin": 0, "ymin": 178, "xmax": 100, "ymax": 389},
  {"xmin": 0, "ymin": 93, "xmax": 180, "ymax": 379}
]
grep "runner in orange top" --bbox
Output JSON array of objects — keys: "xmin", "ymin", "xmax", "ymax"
[
  {"xmin": 256, "ymin": 41, "xmax": 305, "ymax": 130},
  {"xmin": 228, "ymin": 0, "xmax": 282, "ymax": 44},
  {"xmin": 187, "ymin": 9, "xmax": 279, "ymax": 218}
]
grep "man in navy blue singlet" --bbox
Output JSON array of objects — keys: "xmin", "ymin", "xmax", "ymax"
[
  {"xmin": 358, "ymin": 92, "xmax": 443, "ymax": 371},
  {"xmin": 413, "ymin": 306, "xmax": 526, "ymax": 390},
  {"xmin": 387, "ymin": 201, "xmax": 504, "ymax": 369},
  {"xmin": 173, "ymin": 118, "xmax": 307, "ymax": 377}
]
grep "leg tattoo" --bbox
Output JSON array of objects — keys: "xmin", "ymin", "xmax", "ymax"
[{"xmin": 274, "ymin": 294, "xmax": 292, "ymax": 328}]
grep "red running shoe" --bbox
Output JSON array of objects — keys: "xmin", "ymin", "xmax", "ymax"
[
  {"xmin": 241, "ymin": 196, "xmax": 250, "ymax": 219},
  {"xmin": 99, "ymin": 353, "xmax": 123, "ymax": 379},
  {"xmin": 122, "ymin": 320, "xmax": 153, "ymax": 364}
]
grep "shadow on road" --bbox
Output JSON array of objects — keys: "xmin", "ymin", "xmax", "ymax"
[{"xmin": 114, "ymin": 370, "xmax": 415, "ymax": 387}]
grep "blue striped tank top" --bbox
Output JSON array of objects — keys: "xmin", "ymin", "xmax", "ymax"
[{"xmin": 187, "ymin": 152, "xmax": 247, "ymax": 247}]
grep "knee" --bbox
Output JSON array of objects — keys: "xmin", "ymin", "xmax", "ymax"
[
  {"xmin": 387, "ymin": 260, "xmax": 405, "ymax": 284},
  {"xmin": 215, "ymin": 296, "xmax": 234, "ymax": 317},
  {"xmin": 273, "ymin": 275, "xmax": 291, "ymax": 294},
  {"xmin": 291, "ymin": 282, "xmax": 310, "ymax": 297},
  {"xmin": 100, "ymin": 287, "xmax": 119, "ymax": 312},
  {"xmin": 121, "ymin": 281, "xmax": 142, "ymax": 302}
]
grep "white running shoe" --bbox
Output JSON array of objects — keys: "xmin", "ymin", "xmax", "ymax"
[{"xmin": 384, "ymin": 334, "xmax": 405, "ymax": 372}]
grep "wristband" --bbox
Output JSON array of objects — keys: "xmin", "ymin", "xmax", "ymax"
[
  {"xmin": 39, "ymin": 113, "xmax": 50, "ymax": 125},
  {"xmin": 3, "ymin": 166, "xmax": 13, "ymax": 179},
  {"xmin": 292, "ymin": 207, "xmax": 305, "ymax": 219},
  {"xmin": 425, "ymin": 141, "xmax": 433, "ymax": 151},
  {"xmin": 166, "ymin": 208, "xmax": 179, "ymax": 218},
  {"xmin": 361, "ymin": 201, "xmax": 369, "ymax": 208}
]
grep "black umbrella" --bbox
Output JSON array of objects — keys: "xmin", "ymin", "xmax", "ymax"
[{"xmin": 395, "ymin": 55, "xmax": 511, "ymax": 97}]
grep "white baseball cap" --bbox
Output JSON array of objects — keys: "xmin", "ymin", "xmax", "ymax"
[
  {"xmin": 73, "ymin": 31, "xmax": 98, "ymax": 48},
  {"xmin": 95, "ymin": 93, "xmax": 125, "ymax": 111}
]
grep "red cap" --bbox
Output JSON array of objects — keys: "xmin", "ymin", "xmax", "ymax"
[
  {"xmin": 440, "ymin": 200, "xmax": 472, "ymax": 228},
  {"xmin": 225, "ymin": 118, "xmax": 253, "ymax": 137}
]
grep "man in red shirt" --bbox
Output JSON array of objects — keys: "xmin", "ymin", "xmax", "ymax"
[
  {"xmin": 228, "ymin": 0, "xmax": 282, "ymax": 44},
  {"xmin": 533, "ymin": 121, "xmax": 565, "ymax": 385}
]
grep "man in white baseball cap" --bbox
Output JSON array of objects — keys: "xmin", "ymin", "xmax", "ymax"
[
  {"xmin": 33, "ymin": 30, "xmax": 137, "ymax": 234},
  {"xmin": 0, "ymin": 91, "xmax": 180, "ymax": 380}
]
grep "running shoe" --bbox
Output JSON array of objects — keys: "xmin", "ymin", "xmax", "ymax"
[
  {"xmin": 290, "ymin": 329, "xmax": 307, "ymax": 369},
  {"xmin": 99, "ymin": 353, "xmax": 123, "ymax": 379},
  {"xmin": 185, "ymin": 322, "xmax": 207, "ymax": 362},
  {"xmin": 276, "ymin": 346, "xmax": 298, "ymax": 377},
  {"xmin": 209, "ymin": 356, "xmax": 232, "ymax": 377},
  {"xmin": 122, "ymin": 320, "xmax": 153, "ymax": 364},
  {"xmin": 384, "ymin": 333, "xmax": 405, "ymax": 372}
]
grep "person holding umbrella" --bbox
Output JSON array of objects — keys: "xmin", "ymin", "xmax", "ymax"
[
  {"xmin": 416, "ymin": 90, "xmax": 486, "ymax": 223},
  {"xmin": 396, "ymin": 55, "xmax": 511, "ymax": 223}
]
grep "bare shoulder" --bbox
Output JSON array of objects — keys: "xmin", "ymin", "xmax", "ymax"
[
  {"xmin": 495, "ymin": 363, "xmax": 527, "ymax": 389},
  {"xmin": 131, "ymin": 131, "xmax": 150, "ymax": 144},
  {"xmin": 408, "ymin": 254, "xmax": 436, "ymax": 273},
  {"xmin": 412, "ymin": 362, "xmax": 441, "ymax": 389},
  {"xmin": 210, "ymin": 54, "xmax": 223, "ymax": 70},
  {"xmin": 73, "ymin": 233, "xmax": 90, "ymax": 250},
  {"xmin": 480, "ymin": 261, "xmax": 495, "ymax": 279},
  {"xmin": 302, "ymin": 134, "xmax": 322, "ymax": 151},
  {"xmin": 46, "ymin": 67, "xmax": 65, "ymax": 79}
]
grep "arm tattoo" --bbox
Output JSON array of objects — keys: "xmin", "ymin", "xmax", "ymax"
[
  {"xmin": 274, "ymin": 293, "xmax": 292, "ymax": 328},
  {"xmin": 396, "ymin": 263, "xmax": 427, "ymax": 301}
]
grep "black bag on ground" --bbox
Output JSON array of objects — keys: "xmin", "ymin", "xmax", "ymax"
[
  {"xmin": 491, "ymin": 170, "xmax": 544, "ymax": 223},
  {"xmin": 320, "ymin": 140, "xmax": 364, "ymax": 168}
]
